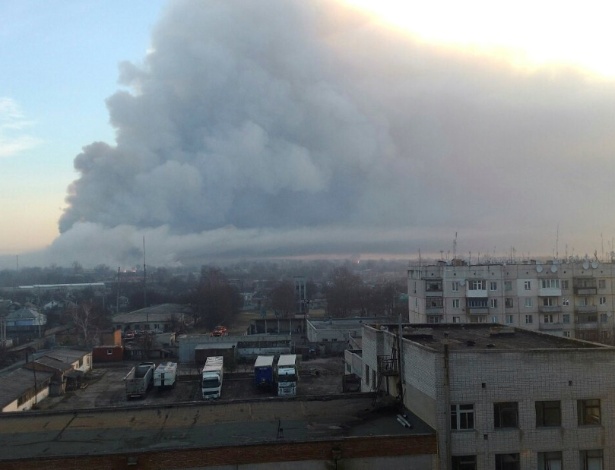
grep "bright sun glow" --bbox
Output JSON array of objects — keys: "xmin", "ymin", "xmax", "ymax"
[{"xmin": 344, "ymin": 0, "xmax": 615, "ymax": 77}]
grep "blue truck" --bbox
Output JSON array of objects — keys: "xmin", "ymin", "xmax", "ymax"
[{"xmin": 254, "ymin": 355, "xmax": 275, "ymax": 390}]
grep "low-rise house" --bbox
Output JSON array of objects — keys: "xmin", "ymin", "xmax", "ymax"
[
  {"xmin": 5, "ymin": 307, "xmax": 46, "ymax": 336},
  {"xmin": 24, "ymin": 356, "xmax": 82, "ymax": 395},
  {"xmin": 113, "ymin": 303, "xmax": 187, "ymax": 333},
  {"xmin": 43, "ymin": 348, "xmax": 93, "ymax": 374},
  {"xmin": 92, "ymin": 330, "xmax": 124, "ymax": 363},
  {"xmin": 0, "ymin": 368, "xmax": 53, "ymax": 412}
]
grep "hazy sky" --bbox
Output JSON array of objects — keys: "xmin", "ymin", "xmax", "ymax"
[{"xmin": 3, "ymin": 0, "xmax": 615, "ymax": 268}]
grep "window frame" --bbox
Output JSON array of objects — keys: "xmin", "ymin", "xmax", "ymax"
[
  {"xmin": 494, "ymin": 402, "xmax": 518, "ymax": 429},
  {"xmin": 451, "ymin": 404, "xmax": 475, "ymax": 431},
  {"xmin": 580, "ymin": 449, "xmax": 603, "ymax": 470},
  {"xmin": 578, "ymin": 399, "xmax": 601, "ymax": 425},
  {"xmin": 536, "ymin": 400, "xmax": 561, "ymax": 427},
  {"xmin": 495, "ymin": 453, "xmax": 520, "ymax": 470},
  {"xmin": 451, "ymin": 455, "xmax": 477, "ymax": 470}
]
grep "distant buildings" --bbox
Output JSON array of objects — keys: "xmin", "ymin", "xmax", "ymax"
[{"xmin": 408, "ymin": 259, "xmax": 615, "ymax": 344}]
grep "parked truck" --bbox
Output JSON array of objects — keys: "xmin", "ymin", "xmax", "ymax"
[
  {"xmin": 154, "ymin": 362, "xmax": 177, "ymax": 390},
  {"xmin": 275, "ymin": 354, "xmax": 298, "ymax": 396},
  {"xmin": 253, "ymin": 355, "xmax": 275, "ymax": 390},
  {"xmin": 201, "ymin": 356, "xmax": 224, "ymax": 399},
  {"xmin": 125, "ymin": 361, "xmax": 155, "ymax": 399}
]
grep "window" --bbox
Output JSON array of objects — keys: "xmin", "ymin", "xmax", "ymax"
[
  {"xmin": 506, "ymin": 314, "xmax": 514, "ymax": 324},
  {"xmin": 580, "ymin": 449, "xmax": 603, "ymax": 470},
  {"xmin": 542, "ymin": 297, "xmax": 557, "ymax": 306},
  {"xmin": 505, "ymin": 298, "xmax": 513, "ymax": 308},
  {"xmin": 562, "ymin": 298, "xmax": 570, "ymax": 306},
  {"xmin": 563, "ymin": 314, "xmax": 570, "ymax": 324},
  {"xmin": 451, "ymin": 455, "xmax": 476, "ymax": 470},
  {"xmin": 599, "ymin": 297, "xmax": 606, "ymax": 305},
  {"xmin": 496, "ymin": 453, "xmax": 520, "ymax": 470},
  {"xmin": 452, "ymin": 281, "xmax": 460, "ymax": 291},
  {"xmin": 578, "ymin": 399, "xmax": 601, "ymax": 425},
  {"xmin": 543, "ymin": 314, "xmax": 555, "ymax": 324},
  {"xmin": 468, "ymin": 298, "xmax": 488, "ymax": 308},
  {"xmin": 490, "ymin": 281, "xmax": 497, "ymax": 291},
  {"xmin": 563, "ymin": 331, "xmax": 571, "ymax": 338},
  {"xmin": 524, "ymin": 298, "xmax": 533, "ymax": 308},
  {"xmin": 505, "ymin": 281, "xmax": 512, "ymax": 291},
  {"xmin": 469, "ymin": 280, "xmax": 486, "ymax": 290},
  {"xmin": 452, "ymin": 316, "xmax": 461, "ymax": 323},
  {"xmin": 598, "ymin": 279, "xmax": 606, "ymax": 289},
  {"xmin": 490, "ymin": 298, "xmax": 498, "ymax": 308},
  {"xmin": 525, "ymin": 314, "xmax": 533, "ymax": 324},
  {"xmin": 106, "ymin": 349, "xmax": 113, "ymax": 355},
  {"xmin": 561, "ymin": 280, "xmax": 569, "ymax": 289},
  {"xmin": 494, "ymin": 402, "xmax": 518, "ymax": 428},
  {"xmin": 524, "ymin": 280, "xmax": 531, "ymax": 290},
  {"xmin": 451, "ymin": 404, "xmax": 474, "ymax": 430},
  {"xmin": 427, "ymin": 316, "xmax": 442, "ymax": 324},
  {"xmin": 452, "ymin": 299, "xmax": 460, "ymax": 308},
  {"xmin": 541, "ymin": 279, "xmax": 560, "ymax": 289},
  {"xmin": 538, "ymin": 452, "xmax": 562, "ymax": 470},
  {"xmin": 536, "ymin": 401, "xmax": 561, "ymax": 427},
  {"xmin": 600, "ymin": 313, "xmax": 607, "ymax": 323}
]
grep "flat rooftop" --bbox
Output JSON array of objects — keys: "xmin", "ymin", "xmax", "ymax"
[
  {"xmin": 0, "ymin": 396, "xmax": 434, "ymax": 461},
  {"xmin": 370, "ymin": 323, "xmax": 612, "ymax": 352}
]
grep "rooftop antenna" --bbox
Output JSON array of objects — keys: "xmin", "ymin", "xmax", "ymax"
[
  {"xmin": 143, "ymin": 236, "xmax": 147, "ymax": 310},
  {"xmin": 601, "ymin": 233, "xmax": 604, "ymax": 261},
  {"xmin": 453, "ymin": 232, "xmax": 458, "ymax": 260},
  {"xmin": 555, "ymin": 224, "xmax": 559, "ymax": 260}
]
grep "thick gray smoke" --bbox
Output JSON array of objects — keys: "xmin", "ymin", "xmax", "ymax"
[{"xmin": 44, "ymin": 0, "xmax": 615, "ymax": 267}]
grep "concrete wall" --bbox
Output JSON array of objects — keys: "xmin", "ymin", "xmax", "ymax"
[{"xmin": 438, "ymin": 348, "xmax": 615, "ymax": 470}]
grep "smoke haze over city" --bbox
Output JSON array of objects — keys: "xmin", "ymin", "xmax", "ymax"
[{"xmin": 3, "ymin": 0, "xmax": 615, "ymax": 268}]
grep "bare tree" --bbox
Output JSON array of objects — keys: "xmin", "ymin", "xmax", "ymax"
[
  {"xmin": 270, "ymin": 280, "xmax": 295, "ymax": 317},
  {"xmin": 70, "ymin": 300, "xmax": 109, "ymax": 346}
]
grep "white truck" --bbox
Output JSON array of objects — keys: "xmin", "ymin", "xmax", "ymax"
[
  {"xmin": 125, "ymin": 362, "xmax": 155, "ymax": 399},
  {"xmin": 154, "ymin": 362, "xmax": 177, "ymax": 389},
  {"xmin": 201, "ymin": 356, "xmax": 224, "ymax": 399},
  {"xmin": 275, "ymin": 354, "xmax": 298, "ymax": 396}
]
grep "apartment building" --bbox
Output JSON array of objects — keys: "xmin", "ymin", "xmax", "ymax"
[
  {"xmin": 408, "ymin": 259, "xmax": 615, "ymax": 343},
  {"xmin": 361, "ymin": 322, "xmax": 614, "ymax": 470}
]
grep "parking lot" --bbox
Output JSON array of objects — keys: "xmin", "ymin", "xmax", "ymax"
[{"xmin": 37, "ymin": 356, "xmax": 345, "ymax": 411}]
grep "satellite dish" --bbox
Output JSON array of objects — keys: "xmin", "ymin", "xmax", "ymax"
[
  {"xmin": 536, "ymin": 265, "xmax": 543, "ymax": 273},
  {"xmin": 591, "ymin": 261, "xmax": 598, "ymax": 269},
  {"xmin": 551, "ymin": 265, "xmax": 558, "ymax": 273},
  {"xmin": 583, "ymin": 261, "xmax": 590, "ymax": 270}
]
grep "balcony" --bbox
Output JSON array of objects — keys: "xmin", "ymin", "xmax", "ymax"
[
  {"xmin": 467, "ymin": 289, "xmax": 488, "ymax": 298},
  {"xmin": 539, "ymin": 306, "xmax": 562, "ymax": 314},
  {"xmin": 575, "ymin": 322, "xmax": 598, "ymax": 330},
  {"xmin": 467, "ymin": 306, "xmax": 489, "ymax": 315},
  {"xmin": 539, "ymin": 287, "xmax": 562, "ymax": 297},
  {"xmin": 377, "ymin": 355, "xmax": 399, "ymax": 376},
  {"xmin": 575, "ymin": 287, "xmax": 597, "ymax": 295},
  {"xmin": 575, "ymin": 305, "xmax": 597, "ymax": 314},
  {"xmin": 425, "ymin": 307, "xmax": 444, "ymax": 315},
  {"xmin": 539, "ymin": 323, "xmax": 563, "ymax": 331}
]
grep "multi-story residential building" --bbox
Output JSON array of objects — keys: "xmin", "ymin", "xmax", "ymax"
[
  {"xmin": 408, "ymin": 259, "xmax": 615, "ymax": 343},
  {"xmin": 360, "ymin": 322, "xmax": 615, "ymax": 470}
]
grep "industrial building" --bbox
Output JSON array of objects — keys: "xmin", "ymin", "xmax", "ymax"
[{"xmin": 359, "ymin": 322, "xmax": 614, "ymax": 470}]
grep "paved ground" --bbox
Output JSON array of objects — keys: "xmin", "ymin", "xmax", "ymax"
[{"xmin": 37, "ymin": 356, "xmax": 345, "ymax": 411}]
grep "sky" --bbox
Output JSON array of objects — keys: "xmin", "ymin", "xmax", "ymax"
[{"xmin": 2, "ymin": 0, "xmax": 615, "ymax": 269}]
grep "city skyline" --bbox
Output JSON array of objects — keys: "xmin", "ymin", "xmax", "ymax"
[{"xmin": 3, "ymin": 0, "xmax": 615, "ymax": 269}]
